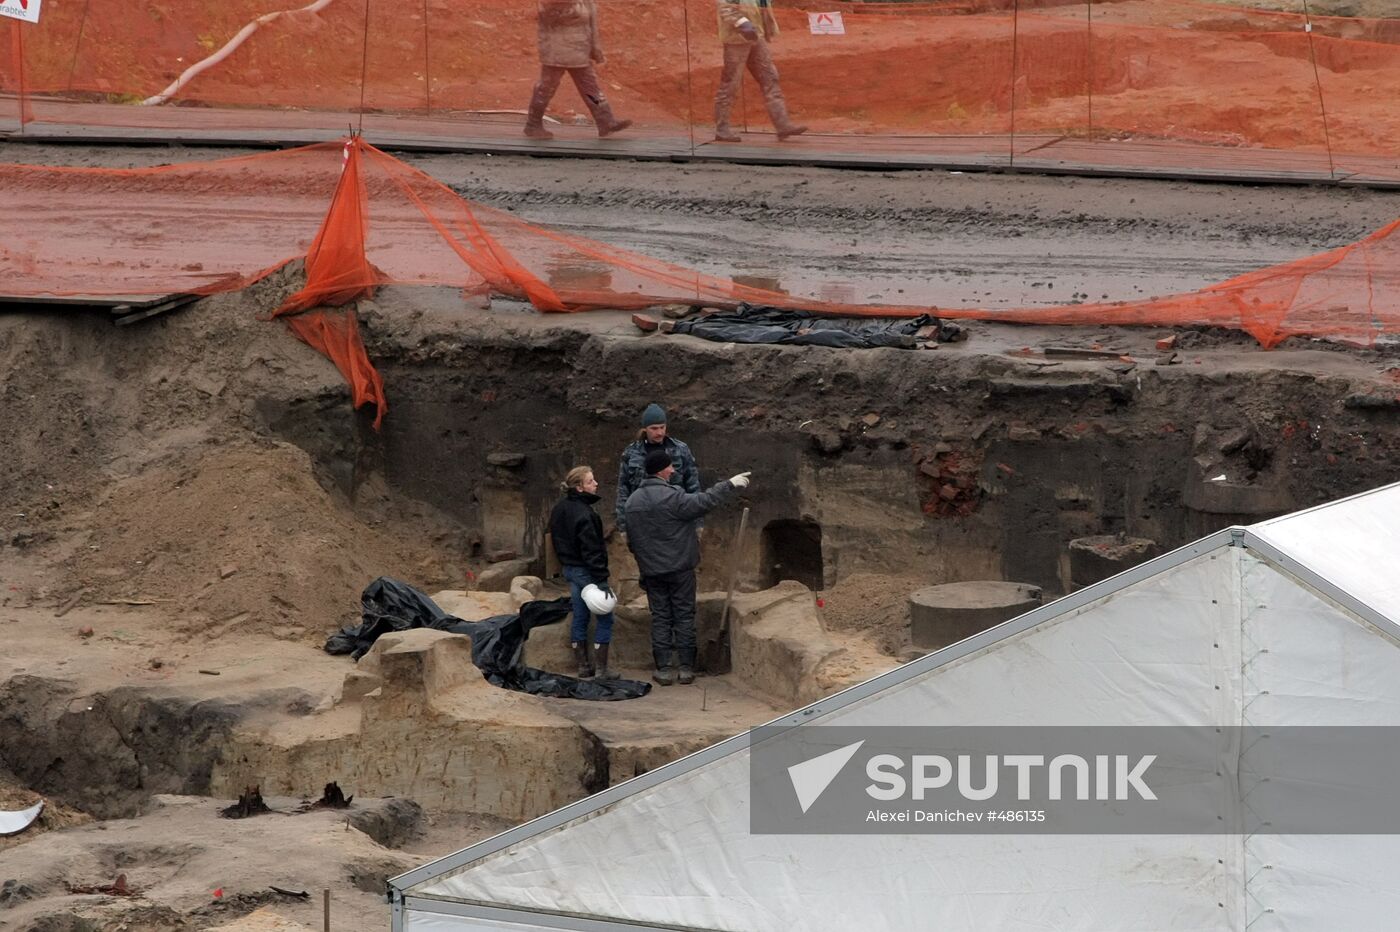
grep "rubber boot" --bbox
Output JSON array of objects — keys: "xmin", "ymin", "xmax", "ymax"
[
  {"xmin": 598, "ymin": 116, "xmax": 633, "ymax": 138},
  {"xmin": 652, "ymin": 649, "xmax": 676, "ymax": 686},
  {"xmin": 573, "ymin": 642, "xmax": 595, "ymax": 679},
  {"xmin": 714, "ymin": 95, "xmax": 741, "ymax": 142},
  {"xmin": 583, "ymin": 91, "xmax": 632, "ymax": 138},
  {"xmin": 677, "ymin": 647, "xmax": 697, "ymax": 685},
  {"xmin": 765, "ymin": 93, "xmax": 807, "ymax": 140},
  {"xmin": 775, "ymin": 120, "xmax": 808, "ymax": 141},
  {"xmin": 593, "ymin": 642, "xmax": 614, "ymax": 679},
  {"xmin": 524, "ymin": 84, "xmax": 555, "ymax": 139}
]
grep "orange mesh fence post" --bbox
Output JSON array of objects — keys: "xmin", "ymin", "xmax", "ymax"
[
  {"xmin": 1302, "ymin": 10, "xmax": 1400, "ymax": 183},
  {"xmin": 10, "ymin": 18, "xmax": 32, "ymax": 127},
  {"xmin": 1010, "ymin": 1, "xmax": 1091, "ymax": 157},
  {"xmin": 0, "ymin": 19, "xmax": 15, "ymax": 129}
]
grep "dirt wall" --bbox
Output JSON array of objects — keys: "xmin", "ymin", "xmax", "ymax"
[{"xmin": 304, "ymin": 307, "xmax": 1400, "ymax": 598}]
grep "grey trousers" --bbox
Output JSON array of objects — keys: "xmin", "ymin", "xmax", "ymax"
[{"xmin": 641, "ymin": 568, "xmax": 698, "ymax": 669}]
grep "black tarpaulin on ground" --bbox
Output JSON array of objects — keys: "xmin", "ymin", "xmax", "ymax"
[
  {"xmin": 324, "ymin": 577, "xmax": 650, "ymax": 701},
  {"xmin": 672, "ymin": 305, "xmax": 945, "ymax": 348}
]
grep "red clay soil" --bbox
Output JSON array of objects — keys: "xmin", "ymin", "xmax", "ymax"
[{"xmin": 6, "ymin": 1, "xmax": 1399, "ymax": 160}]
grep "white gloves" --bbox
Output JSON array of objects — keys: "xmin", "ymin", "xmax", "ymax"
[{"xmin": 730, "ymin": 472, "xmax": 752, "ymax": 489}]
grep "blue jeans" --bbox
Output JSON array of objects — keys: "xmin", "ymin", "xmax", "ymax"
[{"xmin": 563, "ymin": 564, "xmax": 614, "ymax": 645}]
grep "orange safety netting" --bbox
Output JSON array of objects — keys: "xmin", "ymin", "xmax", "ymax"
[
  {"xmin": 2, "ymin": 137, "xmax": 1397, "ymax": 428},
  {"xmin": 2, "ymin": 2, "xmax": 1399, "ymax": 181}
]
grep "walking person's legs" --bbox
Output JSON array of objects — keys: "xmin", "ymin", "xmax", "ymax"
[
  {"xmin": 562, "ymin": 564, "xmax": 596, "ymax": 677},
  {"xmin": 713, "ymin": 44, "xmax": 750, "ymax": 142},
  {"xmin": 567, "ymin": 66, "xmax": 632, "ymax": 137},
  {"xmin": 525, "ymin": 65, "xmax": 567, "ymax": 139},
  {"xmin": 747, "ymin": 40, "xmax": 806, "ymax": 139}
]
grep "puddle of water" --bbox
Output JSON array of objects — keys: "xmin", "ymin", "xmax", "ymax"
[{"xmin": 546, "ymin": 258, "xmax": 614, "ymax": 293}]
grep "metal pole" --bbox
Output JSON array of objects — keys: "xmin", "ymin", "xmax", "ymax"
[
  {"xmin": 11, "ymin": 20, "xmax": 31, "ymax": 130},
  {"xmin": 65, "ymin": 0, "xmax": 93, "ymax": 93},
  {"xmin": 357, "ymin": 0, "xmax": 372, "ymax": 134},
  {"xmin": 1086, "ymin": 0, "xmax": 1093, "ymax": 141},
  {"xmin": 1008, "ymin": 0, "xmax": 1019, "ymax": 168},
  {"xmin": 1300, "ymin": 0, "xmax": 1337, "ymax": 178},
  {"xmin": 421, "ymin": 0, "xmax": 431, "ymax": 115}
]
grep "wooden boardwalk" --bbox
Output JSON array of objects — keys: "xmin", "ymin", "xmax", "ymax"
[{"xmin": 3, "ymin": 98, "xmax": 1397, "ymax": 188}]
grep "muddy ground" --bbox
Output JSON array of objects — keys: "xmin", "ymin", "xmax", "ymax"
[{"xmin": 2, "ymin": 142, "xmax": 1400, "ymax": 929}]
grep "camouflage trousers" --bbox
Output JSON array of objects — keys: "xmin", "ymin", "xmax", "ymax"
[
  {"xmin": 526, "ymin": 65, "xmax": 617, "ymax": 129},
  {"xmin": 713, "ymin": 40, "xmax": 793, "ymax": 131}
]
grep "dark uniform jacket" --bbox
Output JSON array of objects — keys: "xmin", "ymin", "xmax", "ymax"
[
  {"xmin": 624, "ymin": 477, "xmax": 738, "ymax": 577},
  {"xmin": 615, "ymin": 435, "xmax": 700, "ymax": 531},
  {"xmin": 549, "ymin": 490, "xmax": 609, "ymax": 583}
]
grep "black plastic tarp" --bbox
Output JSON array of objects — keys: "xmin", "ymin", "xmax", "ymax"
[
  {"xmin": 325, "ymin": 577, "xmax": 650, "ymax": 701},
  {"xmin": 671, "ymin": 305, "xmax": 946, "ymax": 349}
]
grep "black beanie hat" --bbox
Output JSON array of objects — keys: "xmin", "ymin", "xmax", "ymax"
[{"xmin": 644, "ymin": 449, "xmax": 673, "ymax": 475}]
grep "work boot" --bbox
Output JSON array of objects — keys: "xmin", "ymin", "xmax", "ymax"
[
  {"xmin": 776, "ymin": 123, "xmax": 808, "ymax": 141},
  {"xmin": 652, "ymin": 649, "xmax": 676, "ymax": 686},
  {"xmin": 714, "ymin": 125, "xmax": 742, "ymax": 143},
  {"xmin": 598, "ymin": 118, "xmax": 633, "ymax": 138},
  {"xmin": 573, "ymin": 642, "xmax": 595, "ymax": 679},
  {"xmin": 582, "ymin": 88, "xmax": 631, "ymax": 138},
  {"xmin": 524, "ymin": 84, "xmax": 554, "ymax": 139},
  {"xmin": 677, "ymin": 648, "xmax": 697, "ymax": 685},
  {"xmin": 593, "ymin": 643, "xmax": 614, "ymax": 679}
]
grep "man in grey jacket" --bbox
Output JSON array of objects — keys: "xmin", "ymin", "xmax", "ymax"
[{"xmin": 625, "ymin": 449, "xmax": 751, "ymax": 685}]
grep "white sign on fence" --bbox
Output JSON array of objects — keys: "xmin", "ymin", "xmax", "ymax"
[
  {"xmin": 807, "ymin": 11, "xmax": 844, "ymax": 35},
  {"xmin": 0, "ymin": 0, "xmax": 42, "ymax": 25}
]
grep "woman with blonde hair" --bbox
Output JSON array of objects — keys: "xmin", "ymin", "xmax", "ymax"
[{"xmin": 549, "ymin": 465, "xmax": 617, "ymax": 678}]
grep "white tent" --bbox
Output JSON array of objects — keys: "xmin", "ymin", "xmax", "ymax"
[{"xmin": 390, "ymin": 483, "xmax": 1400, "ymax": 931}]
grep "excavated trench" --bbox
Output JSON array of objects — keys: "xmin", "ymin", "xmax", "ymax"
[
  {"xmin": 4, "ymin": 142, "xmax": 1400, "ymax": 928},
  {"xmin": 328, "ymin": 311, "xmax": 1400, "ymax": 597},
  {"xmin": 11, "ymin": 300, "xmax": 1400, "ymax": 815}
]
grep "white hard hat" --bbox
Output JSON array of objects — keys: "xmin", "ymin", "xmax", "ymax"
[{"xmin": 581, "ymin": 583, "xmax": 617, "ymax": 615}]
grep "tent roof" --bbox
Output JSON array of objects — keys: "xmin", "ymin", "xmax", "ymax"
[{"xmin": 391, "ymin": 481, "xmax": 1400, "ymax": 928}]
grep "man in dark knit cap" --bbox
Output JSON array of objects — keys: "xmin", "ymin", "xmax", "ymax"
[
  {"xmin": 625, "ymin": 450, "xmax": 750, "ymax": 685},
  {"xmin": 615, "ymin": 403, "xmax": 701, "ymax": 540}
]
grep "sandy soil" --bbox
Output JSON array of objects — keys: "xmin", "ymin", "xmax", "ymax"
[
  {"xmin": 819, "ymin": 572, "xmax": 927, "ymax": 656},
  {"xmin": 2, "ymin": 140, "xmax": 1399, "ymax": 930},
  {"xmin": 0, "ymin": 793, "xmax": 459, "ymax": 931},
  {"xmin": 10, "ymin": 0, "xmax": 1398, "ymax": 157}
]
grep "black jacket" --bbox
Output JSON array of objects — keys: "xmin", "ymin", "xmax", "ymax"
[
  {"xmin": 549, "ymin": 490, "xmax": 609, "ymax": 583},
  {"xmin": 624, "ymin": 477, "xmax": 738, "ymax": 577}
]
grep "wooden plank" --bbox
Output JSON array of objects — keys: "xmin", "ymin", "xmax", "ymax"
[
  {"xmin": 113, "ymin": 294, "xmax": 200, "ymax": 327},
  {"xmin": 0, "ymin": 293, "xmax": 180, "ymax": 308}
]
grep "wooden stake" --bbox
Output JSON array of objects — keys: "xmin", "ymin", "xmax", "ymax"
[
  {"xmin": 718, "ymin": 507, "xmax": 751, "ymax": 646},
  {"xmin": 324, "ymin": 888, "xmax": 331, "ymax": 932}
]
